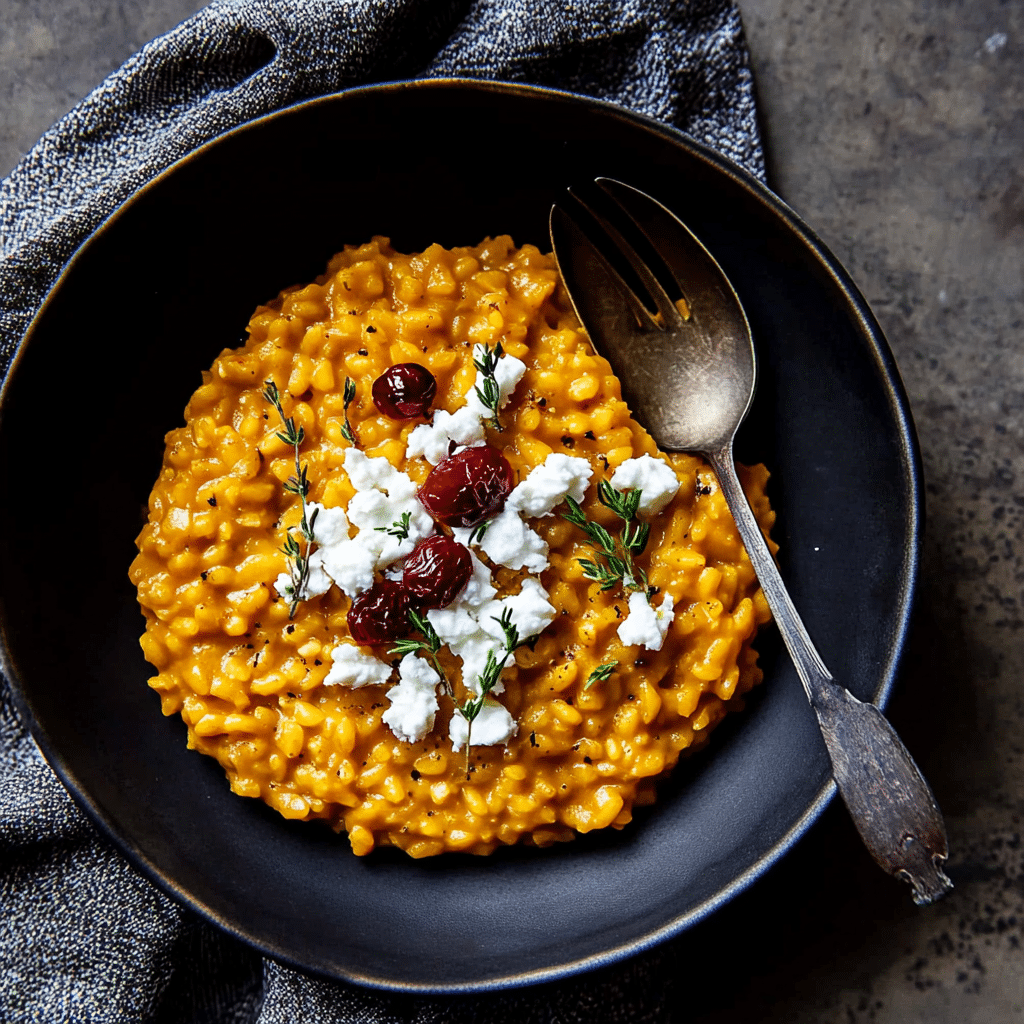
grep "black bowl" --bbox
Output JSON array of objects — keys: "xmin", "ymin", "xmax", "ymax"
[{"xmin": 0, "ymin": 80, "xmax": 920, "ymax": 991}]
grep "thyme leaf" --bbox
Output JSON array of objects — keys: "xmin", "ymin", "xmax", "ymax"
[
  {"xmin": 472, "ymin": 341, "xmax": 505, "ymax": 431},
  {"xmin": 375, "ymin": 510, "xmax": 411, "ymax": 540},
  {"xmin": 341, "ymin": 376, "xmax": 358, "ymax": 445},
  {"xmin": 468, "ymin": 518, "xmax": 491, "ymax": 545},
  {"xmin": 409, "ymin": 608, "xmax": 441, "ymax": 652},
  {"xmin": 388, "ymin": 638, "xmax": 425, "ymax": 657},
  {"xmin": 585, "ymin": 661, "xmax": 618, "ymax": 689},
  {"xmin": 597, "ymin": 478, "xmax": 642, "ymax": 522}
]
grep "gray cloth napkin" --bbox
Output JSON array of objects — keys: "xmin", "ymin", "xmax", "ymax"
[{"xmin": 0, "ymin": 1, "xmax": 764, "ymax": 1020}]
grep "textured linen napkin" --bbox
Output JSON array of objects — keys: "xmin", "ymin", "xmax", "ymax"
[{"xmin": 0, "ymin": 2, "xmax": 764, "ymax": 1020}]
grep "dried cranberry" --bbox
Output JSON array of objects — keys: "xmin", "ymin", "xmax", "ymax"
[
  {"xmin": 418, "ymin": 445, "xmax": 515, "ymax": 528},
  {"xmin": 347, "ymin": 580, "xmax": 413, "ymax": 647},
  {"xmin": 403, "ymin": 536, "xmax": 473, "ymax": 608},
  {"xmin": 372, "ymin": 363, "xmax": 437, "ymax": 419}
]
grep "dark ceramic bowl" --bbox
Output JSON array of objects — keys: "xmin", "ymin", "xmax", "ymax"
[{"xmin": 0, "ymin": 80, "xmax": 920, "ymax": 991}]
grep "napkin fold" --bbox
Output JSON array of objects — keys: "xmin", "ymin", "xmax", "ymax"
[{"xmin": 0, "ymin": 1, "xmax": 764, "ymax": 1020}]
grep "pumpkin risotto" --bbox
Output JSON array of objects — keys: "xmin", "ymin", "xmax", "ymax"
[{"xmin": 129, "ymin": 236, "xmax": 775, "ymax": 858}]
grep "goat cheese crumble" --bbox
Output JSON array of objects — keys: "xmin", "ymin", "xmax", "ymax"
[
  {"xmin": 289, "ymin": 451, "xmax": 434, "ymax": 600},
  {"xmin": 323, "ymin": 642, "xmax": 394, "ymax": 688},
  {"xmin": 506, "ymin": 452, "xmax": 593, "ymax": 517},
  {"xmin": 406, "ymin": 344, "xmax": 527, "ymax": 465},
  {"xmin": 616, "ymin": 591, "xmax": 676, "ymax": 651},
  {"xmin": 273, "ymin": 502, "xmax": 352, "ymax": 602},
  {"xmin": 610, "ymin": 454, "xmax": 680, "ymax": 515},
  {"xmin": 306, "ymin": 501, "xmax": 374, "ymax": 597},
  {"xmin": 453, "ymin": 453, "xmax": 593, "ymax": 572},
  {"xmin": 452, "ymin": 508, "xmax": 549, "ymax": 572},
  {"xmin": 405, "ymin": 406, "xmax": 485, "ymax": 464},
  {"xmin": 381, "ymin": 654, "xmax": 441, "ymax": 744},
  {"xmin": 428, "ymin": 576, "xmax": 556, "ymax": 696},
  {"xmin": 449, "ymin": 700, "xmax": 518, "ymax": 752}
]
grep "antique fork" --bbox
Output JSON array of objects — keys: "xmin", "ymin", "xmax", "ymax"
[{"xmin": 550, "ymin": 178, "xmax": 952, "ymax": 905}]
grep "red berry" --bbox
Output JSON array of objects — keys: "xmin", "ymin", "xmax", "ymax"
[
  {"xmin": 347, "ymin": 580, "xmax": 413, "ymax": 646},
  {"xmin": 418, "ymin": 445, "xmax": 515, "ymax": 528},
  {"xmin": 372, "ymin": 363, "xmax": 437, "ymax": 419},
  {"xmin": 403, "ymin": 536, "xmax": 473, "ymax": 609}
]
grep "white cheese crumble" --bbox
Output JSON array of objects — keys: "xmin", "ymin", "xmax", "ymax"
[
  {"xmin": 381, "ymin": 654, "xmax": 440, "ymax": 743},
  {"xmin": 426, "ymin": 602, "xmax": 501, "ymax": 695},
  {"xmin": 406, "ymin": 407, "xmax": 485, "ymax": 464},
  {"xmin": 308, "ymin": 502, "xmax": 351, "ymax": 544},
  {"xmin": 505, "ymin": 452, "xmax": 593, "ymax": 517},
  {"xmin": 452, "ymin": 507, "xmax": 550, "ymax": 573},
  {"xmin": 478, "ymin": 577, "xmax": 559, "ymax": 646},
  {"xmin": 342, "ymin": 448, "xmax": 417, "ymax": 496},
  {"xmin": 307, "ymin": 502, "xmax": 375, "ymax": 598},
  {"xmin": 346, "ymin": 487, "xmax": 426, "ymax": 564},
  {"xmin": 273, "ymin": 502, "xmax": 350, "ymax": 602},
  {"xmin": 453, "ymin": 453, "xmax": 593, "ymax": 572},
  {"xmin": 427, "ymin": 576, "xmax": 556, "ymax": 696},
  {"xmin": 323, "ymin": 642, "xmax": 393, "ymax": 688},
  {"xmin": 459, "ymin": 549, "xmax": 498, "ymax": 606},
  {"xmin": 462, "ymin": 344, "xmax": 527, "ymax": 419},
  {"xmin": 297, "ymin": 451, "xmax": 434, "ymax": 599},
  {"xmin": 449, "ymin": 700, "xmax": 518, "ymax": 752},
  {"xmin": 272, "ymin": 564, "xmax": 333, "ymax": 604},
  {"xmin": 406, "ymin": 344, "xmax": 526, "ymax": 465},
  {"xmin": 610, "ymin": 454, "xmax": 680, "ymax": 515},
  {"xmin": 314, "ymin": 540, "xmax": 376, "ymax": 599},
  {"xmin": 616, "ymin": 591, "xmax": 676, "ymax": 651}
]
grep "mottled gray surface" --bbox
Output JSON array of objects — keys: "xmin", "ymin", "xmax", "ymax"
[
  {"xmin": 1, "ymin": 0, "xmax": 1022, "ymax": 1021},
  {"xmin": 729, "ymin": 2, "xmax": 1024, "ymax": 1020}
]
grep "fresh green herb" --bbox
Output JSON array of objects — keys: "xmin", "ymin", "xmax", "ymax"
[
  {"xmin": 263, "ymin": 380, "xmax": 319, "ymax": 617},
  {"xmin": 457, "ymin": 608, "xmax": 536, "ymax": 772},
  {"xmin": 390, "ymin": 609, "xmax": 452, "ymax": 698},
  {"xmin": 393, "ymin": 606, "xmax": 536, "ymax": 776},
  {"xmin": 375, "ymin": 511, "xmax": 411, "ymax": 540},
  {"xmin": 341, "ymin": 376, "xmax": 358, "ymax": 445},
  {"xmin": 596, "ymin": 478, "xmax": 643, "ymax": 522},
  {"xmin": 585, "ymin": 661, "xmax": 618, "ymax": 689},
  {"xmin": 562, "ymin": 482, "xmax": 651, "ymax": 599},
  {"xmin": 468, "ymin": 518, "xmax": 491, "ymax": 545},
  {"xmin": 473, "ymin": 341, "xmax": 505, "ymax": 431}
]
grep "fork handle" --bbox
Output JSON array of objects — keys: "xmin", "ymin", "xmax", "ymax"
[{"xmin": 705, "ymin": 445, "xmax": 953, "ymax": 905}]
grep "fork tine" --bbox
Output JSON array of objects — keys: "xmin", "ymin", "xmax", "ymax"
[
  {"xmin": 549, "ymin": 203, "xmax": 660, "ymax": 335},
  {"xmin": 596, "ymin": 178, "xmax": 742, "ymax": 329},
  {"xmin": 567, "ymin": 188, "xmax": 686, "ymax": 328}
]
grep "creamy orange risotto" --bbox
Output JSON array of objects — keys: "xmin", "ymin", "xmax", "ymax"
[{"xmin": 130, "ymin": 236, "xmax": 774, "ymax": 858}]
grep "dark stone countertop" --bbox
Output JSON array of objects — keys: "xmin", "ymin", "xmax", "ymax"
[{"xmin": 2, "ymin": 2, "xmax": 1022, "ymax": 1021}]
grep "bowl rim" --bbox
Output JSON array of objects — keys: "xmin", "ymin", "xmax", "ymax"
[{"xmin": 0, "ymin": 76, "xmax": 922, "ymax": 992}]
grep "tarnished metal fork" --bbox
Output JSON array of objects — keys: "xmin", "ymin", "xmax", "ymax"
[{"xmin": 550, "ymin": 178, "xmax": 952, "ymax": 905}]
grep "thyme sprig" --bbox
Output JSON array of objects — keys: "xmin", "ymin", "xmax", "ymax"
[
  {"xmin": 341, "ymin": 376, "xmax": 358, "ymax": 445},
  {"xmin": 458, "ymin": 609, "xmax": 537, "ymax": 771},
  {"xmin": 375, "ymin": 511, "xmax": 411, "ymax": 540},
  {"xmin": 468, "ymin": 518, "xmax": 491, "ymax": 545},
  {"xmin": 394, "ymin": 607, "xmax": 536, "ymax": 775},
  {"xmin": 473, "ymin": 341, "xmax": 505, "ymax": 431},
  {"xmin": 390, "ymin": 609, "xmax": 453, "ymax": 698},
  {"xmin": 562, "ymin": 481, "xmax": 651, "ymax": 599},
  {"xmin": 585, "ymin": 661, "xmax": 618, "ymax": 689},
  {"xmin": 262, "ymin": 380, "xmax": 319, "ymax": 617}
]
